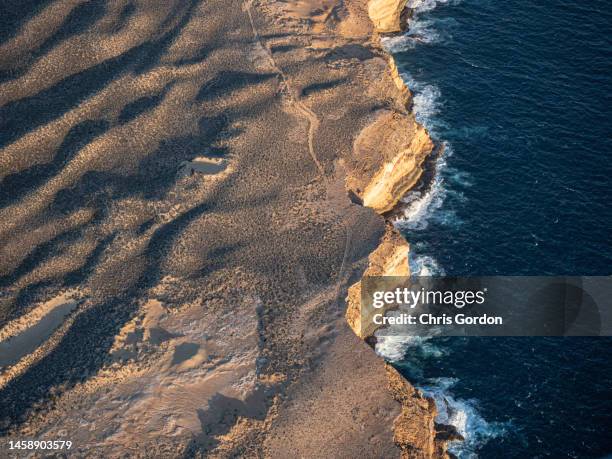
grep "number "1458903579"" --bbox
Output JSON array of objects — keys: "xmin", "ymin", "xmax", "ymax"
[{"xmin": 8, "ymin": 440, "xmax": 72, "ymax": 450}]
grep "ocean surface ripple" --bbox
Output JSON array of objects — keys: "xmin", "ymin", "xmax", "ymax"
[{"xmin": 382, "ymin": 0, "xmax": 612, "ymax": 457}]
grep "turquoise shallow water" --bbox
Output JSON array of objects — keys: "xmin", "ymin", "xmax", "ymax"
[{"xmin": 383, "ymin": 0, "xmax": 612, "ymax": 456}]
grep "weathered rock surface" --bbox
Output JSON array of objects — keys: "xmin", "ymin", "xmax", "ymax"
[
  {"xmin": 368, "ymin": 0, "xmax": 409, "ymax": 33},
  {"xmin": 360, "ymin": 114, "xmax": 433, "ymax": 213},
  {"xmin": 387, "ymin": 365, "xmax": 463, "ymax": 458},
  {"xmin": 345, "ymin": 104, "xmax": 433, "ymax": 214},
  {"xmin": 346, "ymin": 223, "xmax": 409, "ymax": 339}
]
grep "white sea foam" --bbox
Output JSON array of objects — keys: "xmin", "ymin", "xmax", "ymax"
[
  {"xmin": 408, "ymin": 253, "xmax": 445, "ymax": 275},
  {"xmin": 375, "ymin": 333, "xmax": 444, "ymax": 362},
  {"xmin": 381, "ymin": 19, "xmax": 440, "ymax": 51},
  {"xmin": 420, "ymin": 378, "xmax": 509, "ymax": 458},
  {"xmin": 413, "ymin": 84, "xmax": 443, "ymax": 129},
  {"xmin": 402, "ymin": 74, "xmax": 443, "ymax": 131},
  {"xmin": 381, "ymin": 0, "xmax": 461, "ymax": 51},
  {"xmin": 379, "ymin": 0, "xmax": 506, "ymax": 454},
  {"xmin": 397, "ymin": 156, "xmax": 445, "ymax": 229},
  {"xmin": 380, "ymin": 35, "xmax": 415, "ymax": 53},
  {"xmin": 407, "ymin": 0, "xmax": 461, "ymax": 13},
  {"xmin": 375, "ymin": 334, "xmax": 415, "ymax": 361}
]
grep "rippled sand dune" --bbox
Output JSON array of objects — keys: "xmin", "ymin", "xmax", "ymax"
[{"xmin": 0, "ymin": 0, "xmax": 441, "ymax": 456}]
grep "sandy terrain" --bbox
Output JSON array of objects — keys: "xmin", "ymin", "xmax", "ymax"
[{"xmin": 0, "ymin": 0, "xmax": 451, "ymax": 457}]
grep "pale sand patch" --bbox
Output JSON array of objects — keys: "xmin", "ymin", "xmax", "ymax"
[
  {"xmin": 31, "ymin": 295, "xmax": 267, "ymax": 454},
  {"xmin": 0, "ymin": 292, "xmax": 79, "ymax": 368},
  {"xmin": 179, "ymin": 156, "xmax": 228, "ymax": 176}
]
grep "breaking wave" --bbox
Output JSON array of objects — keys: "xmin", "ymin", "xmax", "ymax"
[
  {"xmin": 408, "ymin": 253, "xmax": 444, "ymax": 276},
  {"xmin": 377, "ymin": 338, "xmax": 508, "ymax": 457},
  {"xmin": 381, "ymin": 0, "xmax": 461, "ymax": 52},
  {"xmin": 381, "ymin": 0, "xmax": 507, "ymax": 456},
  {"xmin": 421, "ymin": 378, "xmax": 509, "ymax": 458},
  {"xmin": 408, "ymin": 0, "xmax": 459, "ymax": 13}
]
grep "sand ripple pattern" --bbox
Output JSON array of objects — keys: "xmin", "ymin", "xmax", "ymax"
[{"xmin": 0, "ymin": 0, "xmax": 292, "ymax": 442}]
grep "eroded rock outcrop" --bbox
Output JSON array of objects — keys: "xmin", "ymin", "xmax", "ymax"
[
  {"xmin": 347, "ymin": 109, "xmax": 434, "ymax": 214},
  {"xmin": 368, "ymin": 0, "xmax": 408, "ymax": 33},
  {"xmin": 362, "ymin": 122, "xmax": 432, "ymax": 213},
  {"xmin": 346, "ymin": 223, "xmax": 408, "ymax": 339},
  {"xmin": 387, "ymin": 365, "xmax": 463, "ymax": 458}
]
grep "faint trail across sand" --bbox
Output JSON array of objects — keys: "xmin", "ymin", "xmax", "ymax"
[
  {"xmin": 243, "ymin": 0, "xmax": 324, "ymax": 175},
  {"xmin": 292, "ymin": 96, "xmax": 323, "ymax": 175},
  {"xmin": 244, "ymin": 0, "xmax": 356, "ymax": 308},
  {"xmin": 335, "ymin": 223, "xmax": 353, "ymax": 310}
]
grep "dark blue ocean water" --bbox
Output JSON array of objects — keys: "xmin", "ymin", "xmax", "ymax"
[{"xmin": 383, "ymin": 0, "xmax": 612, "ymax": 457}]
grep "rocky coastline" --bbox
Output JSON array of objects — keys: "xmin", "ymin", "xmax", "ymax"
[
  {"xmin": 0, "ymin": 0, "xmax": 460, "ymax": 456},
  {"xmin": 344, "ymin": 1, "xmax": 462, "ymax": 456}
]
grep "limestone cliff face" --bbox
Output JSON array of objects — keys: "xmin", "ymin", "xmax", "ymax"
[
  {"xmin": 386, "ymin": 365, "xmax": 463, "ymax": 458},
  {"xmin": 347, "ymin": 109, "xmax": 434, "ymax": 215},
  {"xmin": 388, "ymin": 55, "xmax": 411, "ymax": 103},
  {"xmin": 368, "ymin": 0, "xmax": 408, "ymax": 33},
  {"xmin": 362, "ymin": 123, "xmax": 432, "ymax": 213},
  {"xmin": 343, "ymin": 3, "xmax": 460, "ymax": 457},
  {"xmin": 346, "ymin": 223, "xmax": 408, "ymax": 339}
]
